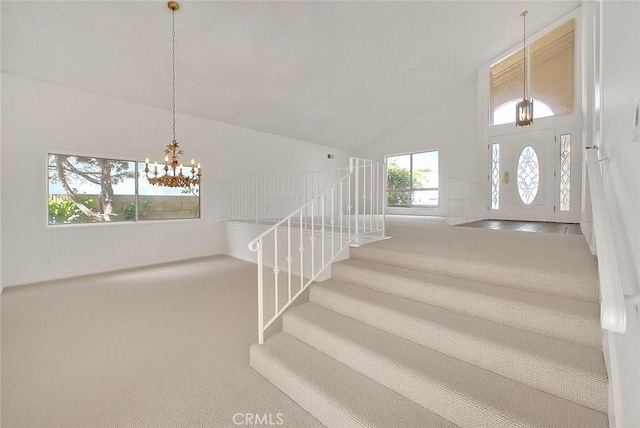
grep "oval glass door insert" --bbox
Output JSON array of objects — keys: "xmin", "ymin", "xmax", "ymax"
[{"xmin": 517, "ymin": 145, "xmax": 540, "ymax": 204}]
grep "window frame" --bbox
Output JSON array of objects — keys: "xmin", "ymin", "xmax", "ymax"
[
  {"xmin": 46, "ymin": 150, "xmax": 201, "ymax": 227},
  {"xmin": 385, "ymin": 149, "xmax": 440, "ymax": 209}
]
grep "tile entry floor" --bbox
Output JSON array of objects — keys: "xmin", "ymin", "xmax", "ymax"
[{"xmin": 459, "ymin": 220, "xmax": 582, "ymax": 235}]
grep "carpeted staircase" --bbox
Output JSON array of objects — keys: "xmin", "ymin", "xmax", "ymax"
[{"xmin": 250, "ymin": 225, "xmax": 608, "ymax": 428}]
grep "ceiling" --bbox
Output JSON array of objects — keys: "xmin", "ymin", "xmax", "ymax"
[{"xmin": 1, "ymin": 1, "xmax": 580, "ymax": 152}]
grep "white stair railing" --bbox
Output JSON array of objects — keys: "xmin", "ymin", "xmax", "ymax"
[
  {"xmin": 447, "ymin": 177, "xmax": 485, "ymax": 225},
  {"xmin": 585, "ymin": 148, "xmax": 637, "ymax": 332},
  {"xmin": 248, "ymin": 158, "xmax": 386, "ymax": 344},
  {"xmin": 226, "ymin": 167, "xmax": 349, "ymax": 223}
]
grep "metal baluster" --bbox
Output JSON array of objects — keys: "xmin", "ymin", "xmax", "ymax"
[{"xmin": 255, "ymin": 179, "xmax": 259, "ymax": 224}]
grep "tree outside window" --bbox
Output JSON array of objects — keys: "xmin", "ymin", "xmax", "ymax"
[
  {"xmin": 386, "ymin": 151, "xmax": 439, "ymax": 208},
  {"xmin": 48, "ymin": 154, "xmax": 200, "ymax": 225}
]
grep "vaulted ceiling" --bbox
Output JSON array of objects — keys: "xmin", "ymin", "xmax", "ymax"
[{"xmin": 1, "ymin": 1, "xmax": 579, "ymax": 152}]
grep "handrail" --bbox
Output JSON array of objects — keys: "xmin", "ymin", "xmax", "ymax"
[
  {"xmin": 248, "ymin": 157, "xmax": 386, "ymax": 344},
  {"xmin": 225, "ymin": 167, "xmax": 350, "ymax": 223},
  {"xmin": 585, "ymin": 148, "xmax": 627, "ymax": 332},
  {"xmin": 248, "ymin": 174, "xmax": 352, "ymax": 248},
  {"xmin": 446, "ymin": 177, "xmax": 485, "ymax": 225}
]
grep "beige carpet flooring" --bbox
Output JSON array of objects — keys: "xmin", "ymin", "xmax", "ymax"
[
  {"xmin": 2, "ymin": 216, "xmax": 604, "ymax": 427},
  {"xmin": 1, "ymin": 256, "xmax": 322, "ymax": 428}
]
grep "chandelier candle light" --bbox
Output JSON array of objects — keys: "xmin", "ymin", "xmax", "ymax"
[
  {"xmin": 516, "ymin": 10, "xmax": 534, "ymax": 127},
  {"xmin": 146, "ymin": 1, "xmax": 201, "ymax": 188}
]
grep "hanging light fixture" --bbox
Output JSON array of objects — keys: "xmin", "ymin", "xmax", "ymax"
[
  {"xmin": 516, "ymin": 10, "xmax": 534, "ymax": 127},
  {"xmin": 145, "ymin": 1, "xmax": 201, "ymax": 188}
]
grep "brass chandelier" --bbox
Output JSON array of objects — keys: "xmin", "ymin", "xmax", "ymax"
[
  {"xmin": 516, "ymin": 10, "xmax": 534, "ymax": 127},
  {"xmin": 145, "ymin": 1, "xmax": 201, "ymax": 188}
]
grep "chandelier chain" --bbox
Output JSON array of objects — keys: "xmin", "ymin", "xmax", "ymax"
[{"xmin": 172, "ymin": 8, "xmax": 176, "ymax": 142}]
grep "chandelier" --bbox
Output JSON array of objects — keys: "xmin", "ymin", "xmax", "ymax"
[
  {"xmin": 516, "ymin": 10, "xmax": 534, "ymax": 127},
  {"xmin": 145, "ymin": 1, "xmax": 201, "ymax": 188}
]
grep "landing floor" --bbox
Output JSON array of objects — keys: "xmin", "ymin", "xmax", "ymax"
[{"xmin": 459, "ymin": 220, "xmax": 582, "ymax": 235}]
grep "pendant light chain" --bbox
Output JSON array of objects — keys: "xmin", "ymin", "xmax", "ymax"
[
  {"xmin": 171, "ymin": 8, "xmax": 177, "ymax": 142},
  {"xmin": 522, "ymin": 11, "xmax": 527, "ymax": 100}
]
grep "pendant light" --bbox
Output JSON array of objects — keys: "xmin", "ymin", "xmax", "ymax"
[
  {"xmin": 145, "ymin": 1, "xmax": 201, "ymax": 188},
  {"xmin": 516, "ymin": 10, "xmax": 534, "ymax": 127}
]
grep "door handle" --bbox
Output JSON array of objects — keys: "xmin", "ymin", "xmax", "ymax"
[{"xmin": 503, "ymin": 171, "xmax": 510, "ymax": 184}]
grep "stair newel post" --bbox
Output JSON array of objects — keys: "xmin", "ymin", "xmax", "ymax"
[
  {"xmin": 348, "ymin": 158, "xmax": 353, "ymax": 241},
  {"xmin": 376, "ymin": 163, "xmax": 380, "ymax": 231},
  {"xmin": 382, "ymin": 162, "xmax": 387, "ymax": 237},
  {"xmin": 287, "ymin": 217, "xmax": 292, "ymax": 302},
  {"xmin": 331, "ymin": 187, "xmax": 335, "ymax": 259},
  {"xmin": 273, "ymin": 229, "xmax": 279, "ymax": 316},
  {"xmin": 299, "ymin": 209, "xmax": 304, "ymax": 291},
  {"xmin": 370, "ymin": 159, "xmax": 374, "ymax": 232},
  {"xmin": 310, "ymin": 201, "xmax": 315, "ymax": 277},
  {"xmin": 355, "ymin": 158, "xmax": 360, "ymax": 237},
  {"xmin": 254, "ymin": 238, "xmax": 264, "ymax": 345},
  {"xmin": 321, "ymin": 195, "xmax": 326, "ymax": 268},
  {"xmin": 339, "ymin": 180, "xmax": 344, "ymax": 249}
]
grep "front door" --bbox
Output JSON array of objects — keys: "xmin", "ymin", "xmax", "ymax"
[{"xmin": 489, "ymin": 129, "xmax": 556, "ymax": 221}]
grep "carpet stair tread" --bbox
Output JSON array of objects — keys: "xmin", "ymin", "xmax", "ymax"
[
  {"xmin": 250, "ymin": 332, "xmax": 458, "ymax": 428},
  {"xmin": 283, "ymin": 303, "xmax": 608, "ymax": 428},
  {"xmin": 308, "ymin": 282, "xmax": 607, "ymax": 413},
  {"xmin": 332, "ymin": 257, "xmax": 602, "ymax": 348},
  {"xmin": 350, "ymin": 243, "xmax": 600, "ymax": 302}
]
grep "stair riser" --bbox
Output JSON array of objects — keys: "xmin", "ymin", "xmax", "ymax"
[
  {"xmin": 283, "ymin": 315, "xmax": 537, "ymax": 428},
  {"xmin": 309, "ymin": 286, "xmax": 608, "ymax": 413},
  {"xmin": 350, "ymin": 248, "xmax": 600, "ymax": 303},
  {"xmin": 332, "ymin": 262, "xmax": 602, "ymax": 349},
  {"xmin": 250, "ymin": 346, "xmax": 365, "ymax": 428}
]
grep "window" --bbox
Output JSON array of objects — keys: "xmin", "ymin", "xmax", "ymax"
[
  {"xmin": 386, "ymin": 150, "xmax": 439, "ymax": 208},
  {"xmin": 559, "ymin": 134, "xmax": 571, "ymax": 211},
  {"xmin": 491, "ymin": 143, "xmax": 500, "ymax": 209},
  {"xmin": 48, "ymin": 154, "xmax": 200, "ymax": 225},
  {"xmin": 490, "ymin": 19, "xmax": 575, "ymax": 125}
]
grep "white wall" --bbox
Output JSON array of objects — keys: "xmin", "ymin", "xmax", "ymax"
[
  {"xmin": 600, "ymin": 1, "xmax": 640, "ymax": 427},
  {"xmin": 356, "ymin": 80, "xmax": 483, "ymax": 217},
  {"xmin": 1, "ymin": 73, "xmax": 352, "ymax": 287}
]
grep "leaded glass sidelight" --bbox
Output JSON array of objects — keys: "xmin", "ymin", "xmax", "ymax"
[
  {"xmin": 560, "ymin": 134, "xmax": 571, "ymax": 211},
  {"xmin": 517, "ymin": 146, "xmax": 540, "ymax": 204},
  {"xmin": 491, "ymin": 143, "xmax": 500, "ymax": 209}
]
